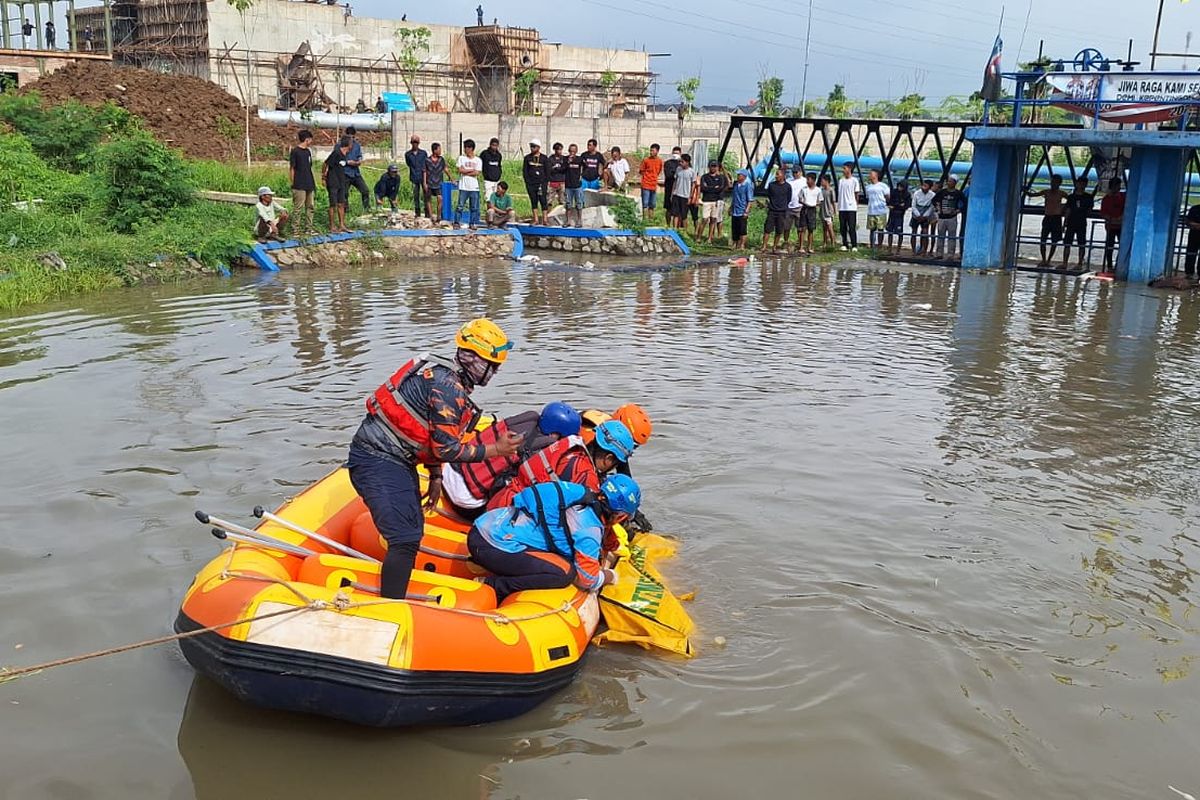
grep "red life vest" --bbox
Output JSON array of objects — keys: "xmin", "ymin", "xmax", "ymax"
[
  {"xmin": 487, "ymin": 434, "xmax": 593, "ymax": 510},
  {"xmin": 364, "ymin": 353, "xmax": 478, "ymax": 464},
  {"xmin": 454, "ymin": 419, "xmax": 519, "ymax": 500}
]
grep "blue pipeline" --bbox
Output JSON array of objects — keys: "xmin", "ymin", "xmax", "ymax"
[{"xmin": 747, "ymin": 152, "xmax": 1156, "ymax": 185}]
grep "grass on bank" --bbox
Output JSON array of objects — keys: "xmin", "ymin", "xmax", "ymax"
[{"xmin": 0, "ymin": 96, "xmax": 857, "ymax": 314}]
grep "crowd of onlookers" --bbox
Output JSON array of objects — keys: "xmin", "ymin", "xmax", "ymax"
[{"xmin": 252, "ymin": 129, "xmax": 1148, "ymax": 273}]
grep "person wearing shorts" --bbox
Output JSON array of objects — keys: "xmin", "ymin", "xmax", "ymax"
[
  {"xmin": 796, "ymin": 172, "xmax": 821, "ymax": 254},
  {"xmin": 564, "ymin": 143, "xmax": 584, "ymax": 227},
  {"xmin": 761, "ymin": 168, "xmax": 792, "ymax": 252},
  {"xmin": 730, "ymin": 169, "xmax": 753, "ymax": 248},
  {"xmin": 819, "ymin": 174, "xmax": 837, "ymax": 250},
  {"xmin": 1028, "ymin": 174, "xmax": 1066, "ymax": 266},
  {"xmin": 1061, "ymin": 177, "xmax": 1095, "ymax": 269},
  {"xmin": 639, "ymin": 143, "xmax": 663, "ymax": 221},
  {"xmin": 669, "ymin": 154, "xmax": 696, "ymax": 229},
  {"xmin": 698, "ymin": 159, "xmax": 730, "ymax": 243},
  {"xmin": 864, "ymin": 170, "xmax": 891, "ymax": 250},
  {"xmin": 548, "ymin": 142, "xmax": 567, "ymax": 210},
  {"xmin": 885, "ymin": 180, "xmax": 910, "ymax": 255},
  {"xmin": 580, "ymin": 139, "xmax": 605, "ymax": 191},
  {"xmin": 909, "ymin": 179, "xmax": 935, "ymax": 255},
  {"xmin": 321, "ymin": 136, "xmax": 352, "ymax": 232}
]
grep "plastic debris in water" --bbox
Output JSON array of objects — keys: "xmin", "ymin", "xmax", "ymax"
[{"xmin": 911, "ymin": 303, "xmax": 933, "ymax": 311}]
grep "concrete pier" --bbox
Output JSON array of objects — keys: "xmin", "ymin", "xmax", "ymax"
[{"xmin": 964, "ymin": 127, "xmax": 1200, "ymax": 282}]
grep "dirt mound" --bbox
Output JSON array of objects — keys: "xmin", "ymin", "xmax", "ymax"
[{"xmin": 24, "ymin": 62, "xmax": 387, "ymax": 161}]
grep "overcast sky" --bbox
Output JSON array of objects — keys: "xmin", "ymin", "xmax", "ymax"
[{"xmin": 354, "ymin": 0, "xmax": 1200, "ymax": 106}]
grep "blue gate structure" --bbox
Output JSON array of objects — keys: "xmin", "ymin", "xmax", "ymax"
[
  {"xmin": 717, "ymin": 117, "xmax": 977, "ymax": 196},
  {"xmin": 966, "ymin": 49, "xmax": 1200, "ymax": 282},
  {"xmin": 716, "ymin": 47, "xmax": 1200, "ymax": 283}
]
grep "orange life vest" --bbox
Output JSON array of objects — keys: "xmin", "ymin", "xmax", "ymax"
[
  {"xmin": 578, "ymin": 408, "xmax": 611, "ymax": 445},
  {"xmin": 364, "ymin": 353, "xmax": 479, "ymax": 464}
]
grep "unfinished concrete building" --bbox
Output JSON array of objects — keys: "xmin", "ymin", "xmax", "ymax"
[{"xmin": 71, "ymin": 0, "xmax": 653, "ymax": 115}]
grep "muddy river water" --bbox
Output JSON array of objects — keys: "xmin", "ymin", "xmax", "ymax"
[{"xmin": 1, "ymin": 257, "xmax": 1199, "ymax": 799}]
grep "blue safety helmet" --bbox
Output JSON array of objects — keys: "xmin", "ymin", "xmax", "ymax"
[
  {"xmin": 593, "ymin": 420, "xmax": 636, "ymax": 463},
  {"xmin": 538, "ymin": 401, "xmax": 581, "ymax": 437},
  {"xmin": 600, "ymin": 473, "xmax": 641, "ymax": 518}
]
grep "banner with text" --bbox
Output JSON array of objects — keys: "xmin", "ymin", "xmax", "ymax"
[{"xmin": 1044, "ymin": 71, "xmax": 1200, "ymax": 123}]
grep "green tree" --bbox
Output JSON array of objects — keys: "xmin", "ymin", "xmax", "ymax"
[
  {"xmin": 824, "ymin": 84, "xmax": 850, "ymax": 117},
  {"xmin": 937, "ymin": 94, "xmax": 985, "ymax": 122},
  {"xmin": 514, "ymin": 68, "xmax": 539, "ymax": 114},
  {"xmin": 675, "ymin": 76, "xmax": 701, "ymax": 117},
  {"xmin": 893, "ymin": 93, "xmax": 928, "ymax": 120},
  {"xmin": 756, "ymin": 76, "xmax": 785, "ymax": 117},
  {"xmin": 865, "ymin": 100, "xmax": 892, "ymax": 119},
  {"xmin": 395, "ymin": 26, "xmax": 432, "ymax": 105}
]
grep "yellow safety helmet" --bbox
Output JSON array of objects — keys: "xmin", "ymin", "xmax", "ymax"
[{"xmin": 455, "ymin": 318, "xmax": 513, "ymax": 364}]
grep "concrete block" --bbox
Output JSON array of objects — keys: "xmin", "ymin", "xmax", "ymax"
[{"xmin": 580, "ymin": 206, "xmax": 617, "ymax": 228}]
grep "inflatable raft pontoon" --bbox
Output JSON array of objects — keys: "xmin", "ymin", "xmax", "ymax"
[{"xmin": 175, "ymin": 466, "xmax": 600, "ymax": 727}]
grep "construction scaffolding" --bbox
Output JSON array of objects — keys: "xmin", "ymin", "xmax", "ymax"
[{"xmin": 67, "ymin": 0, "xmax": 652, "ymax": 115}]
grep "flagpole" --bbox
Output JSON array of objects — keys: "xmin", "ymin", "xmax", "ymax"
[
  {"xmin": 1151, "ymin": 0, "xmax": 1165, "ymax": 68},
  {"xmin": 800, "ymin": 0, "xmax": 814, "ymax": 115}
]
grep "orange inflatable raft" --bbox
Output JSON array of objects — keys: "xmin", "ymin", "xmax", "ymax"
[{"xmin": 175, "ymin": 466, "xmax": 600, "ymax": 727}]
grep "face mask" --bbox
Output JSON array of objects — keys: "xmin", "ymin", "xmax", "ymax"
[{"xmin": 456, "ymin": 349, "xmax": 497, "ymax": 388}]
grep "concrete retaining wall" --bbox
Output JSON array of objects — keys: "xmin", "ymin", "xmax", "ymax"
[
  {"xmin": 251, "ymin": 228, "xmax": 519, "ymax": 270},
  {"xmin": 522, "ymin": 232, "xmax": 685, "ymax": 257}
]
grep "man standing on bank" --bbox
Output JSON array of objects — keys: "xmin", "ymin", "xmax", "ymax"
[
  {"xmin": 404, "ymin": 135, "xmax": 428, "ymax": 217},
  {"xmin": 481, "ymin": 137, "xmax": 503, "ymax": 203},
  {"xmin": 288, "ymin": 129, "xmax": 316, "ymax": 234},
  {"xmin": 349, "ymin": 319, "xmax": 521, "ymax": 599},
  {"xmin": 523, "ymin": 139, "xmax": 550, "ymax": 224},
  {"xmin": 932, "ymin": 175, "xmax": 965, "ymax": 259},
  {"xmin": 342, "ymin": 126, "xmax": 372, "ymax": 211},
  {"xmin": 837, "ymin": 163, "xmax": 862, "ymax": 251}
]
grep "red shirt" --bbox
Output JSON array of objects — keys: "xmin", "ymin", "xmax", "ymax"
[
  {"xmin": 1100, "ymin": 192, "xmax": 1125, "ymax": 224},
  {"xmin": 640, "ymin": 156, "xmax": 663, "ymax": 191}
]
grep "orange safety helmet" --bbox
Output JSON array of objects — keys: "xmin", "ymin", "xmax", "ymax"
[{"xmin": 613, "ymin": 403, "xmax": 652, "ymax": 447}]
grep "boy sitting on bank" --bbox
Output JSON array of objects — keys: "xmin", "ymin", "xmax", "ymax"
[
  {"xmin": 487, "ymin": 181, "xmax": 514, "ymax": 227},
  {"xmin": 254, "ymin": 186, "xmax": 289, "ymax": 242}
]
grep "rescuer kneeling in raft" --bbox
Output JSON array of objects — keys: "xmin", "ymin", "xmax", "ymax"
[
  {"xmin": 468, "ymin": 474, "xmax": 642, "ymax": 599},
  {"xmin": 485, "ymin": 418, "xmax": 636, "ymax": 511},
  {"xmin": 580, "ymin": 403, "xmax": 654, "ymax": 529},
  {"xmin": 348, "ymin": 318, "xmax": 522, "ymax": 599},
  {"xmin": 433, "ymin": 401, "xmax": 582, "ymax": 521}
]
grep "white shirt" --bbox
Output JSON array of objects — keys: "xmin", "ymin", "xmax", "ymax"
[
  {"xmin": 837, "ymin": 176, "xmax": 861, "ymax": 211},
  {"xmin": 255, "ymin": 199, "xmax": 285, "ymax": 223},
  {"xmin": 911, "ymin": 188, "xmax": 936, "ymax": 218},
  {"xmin": 865, "ymin": 182, "xmax": 891, "ymax": 215},
  {"xmin": 607, "ymin": 157, "xmax": 630, "ymax": 184},
  {"xmin": 799, "ymin": 185, "xmax": 823, "ymax": 207},
  {"xmin": 787, "ymin": 177, "xmax": 805, "ymax": 209},
  {"xmin": 456, "ymin": 155, "xmax": 482, "ymax": 191}
]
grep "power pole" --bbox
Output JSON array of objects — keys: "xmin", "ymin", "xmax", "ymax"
[{"xmin": 800, "ymin": 0, "xmax": 813, "ymax": 115}]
